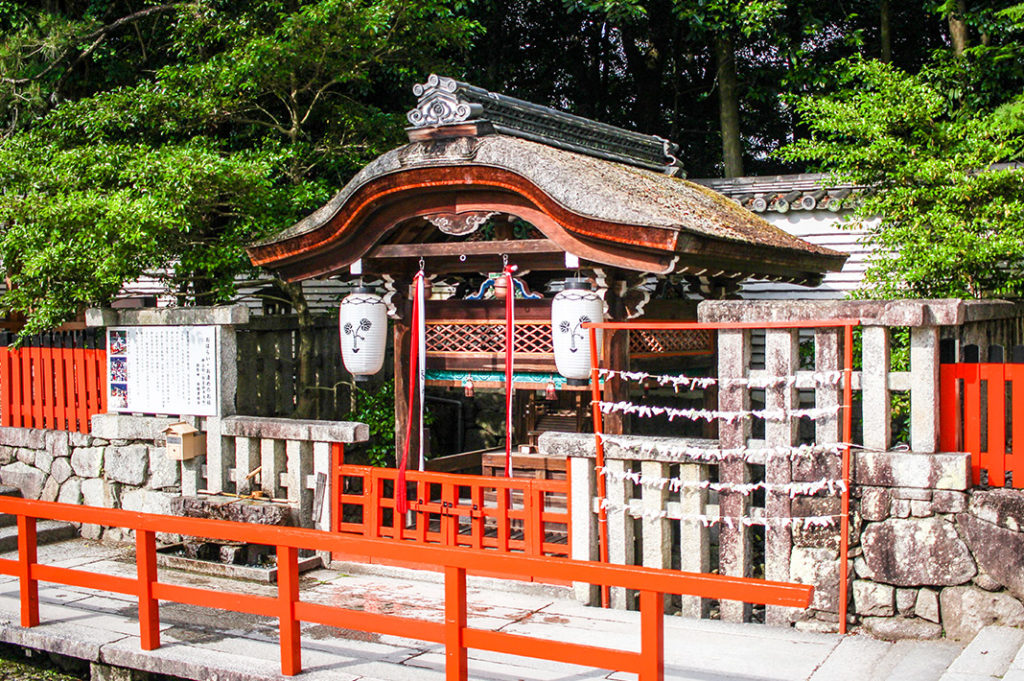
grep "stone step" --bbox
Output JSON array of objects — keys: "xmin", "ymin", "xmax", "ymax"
[
  {"xmin": 1004, "ymin": 640, "xmax": 1024, "ymax": 681},
  {"xmin": 0, "ymin": 520, "xmax": 77, "ymax": 553},
  {"xmin": 880, "ymin": 639, "xmax": 964, "ymax": 681},
  {"xmin": 939, "ymin": 625, "xmax": 1024, "ymax": 681},
  {"xmin": 808, "ymin": 635, "xmax": 894, "ymax": 681},
  {"xmin": 0, "ymin": 485, "xmax": 23, "ymax": 528}
]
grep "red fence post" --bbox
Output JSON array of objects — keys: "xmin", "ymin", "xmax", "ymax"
[
  {"xmin": 444, "ymin": 565, "xmax": 468, "ymax": 681},
  {"xmin": 330, "ymin": 444, "xmax": 342, "ymax": 533},
  {"xmin": 136, "ymin": 529, "xmax": 161, "ymax": 650},
  {"xmin": 0, "ymin": 346, "xmax": 11, "ymax": 428},
  {"xmin": 277, "ymin": 545, "xmax": 301, "ymax": 676},
  {"xmin": 639, "ymin": 589, "xmax": 664, "ymax": 681},
  {"xmin": 17, "ymin": 515, "xmax": 39, "ymax": 627}
]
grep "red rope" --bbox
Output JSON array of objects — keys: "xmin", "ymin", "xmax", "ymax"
[{"xmin": 504, "ymin": 265, "xmax": 517, "ymax": 478}]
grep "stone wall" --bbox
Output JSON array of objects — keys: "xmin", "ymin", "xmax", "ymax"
[
  {"xmin": 0, "ymin": 416, "xmax": 181, "ymax": 541},
  {"xmin": 853, "ymin": 451, "xmax": 1024, "ymax": 641}
]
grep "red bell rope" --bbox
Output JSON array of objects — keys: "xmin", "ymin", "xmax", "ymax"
[
  {"xmin": 397, "ymin": 270, "xmax": 424, "ymax": 514},
  {"xmin": 504, "ymin": 264, "xmax": 517, "ymax": 477}
]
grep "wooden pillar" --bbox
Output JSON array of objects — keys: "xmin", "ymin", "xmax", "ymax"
[{"xmin": 601, "ymin": 270, "xmax": 629, "ymax": 435}]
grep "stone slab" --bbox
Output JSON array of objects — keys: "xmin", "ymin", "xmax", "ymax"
[
  {"xmin": 807, "ymin": 635, "xmax": 893, "ymax": 681},
  {"xmin": 89, "ymin": 415, "xmax": 179, "ymax": 442},
  {"xmin": 0, "ymin": 427, "xmax": 46, "ymax": 450},
  {"xmin": 86, "ymin": 305, "xmax": 249, "ymax": 327},
  {"xmin": 855, "ymin": 451, "xmax": 970, "ymax": 490},
  {"xmin": 220, "ymin": 416, "xmax": 369, "ymax": 443},
  {"xmin": 942, "ymin": 625, "xmax": 1024, "ymax": 679}
]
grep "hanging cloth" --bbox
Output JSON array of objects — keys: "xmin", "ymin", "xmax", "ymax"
[
  {"xmin": 397, "ymin": 268, "xmax": 426, "ymax": 514},
  {"xmin": 504, "ymin": 263, "xmax": 517, "ymax": 478}
]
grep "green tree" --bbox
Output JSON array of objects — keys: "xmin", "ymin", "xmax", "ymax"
[
  {"xmin": 0, "ymin": 0, "xmax": 476, "ymax": 415},
  {"xmin": 780, "ymin": 55, "xmax": 1024, "ymax": 298}
]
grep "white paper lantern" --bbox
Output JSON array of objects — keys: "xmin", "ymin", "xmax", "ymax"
[
  {"xmin": 551, "ymin": 280, "xmax": 604, "ymax": 385},
  {"xmin": 339, "ymin": 287, "xmax": 387, "ymax": 381}
]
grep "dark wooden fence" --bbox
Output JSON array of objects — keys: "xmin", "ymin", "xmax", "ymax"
[{"xmin": 236, "ymin": 316, "xmax": 352, "ymax": 420}]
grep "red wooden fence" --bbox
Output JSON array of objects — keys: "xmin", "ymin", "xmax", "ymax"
[
  {"xmin": 0, "ymin": 332, "xmax": 106, "ymax": 434},
  {"xmin": 332, "ymin": 462, "xmax": 569, "ymax": 572},
  {"xmin": 940, "ymin": 362, "xmax": 1024, "ymax": 489},
  {"xmin": 0, "ymin": 494, "xmax": 813, "ymax": 680}
]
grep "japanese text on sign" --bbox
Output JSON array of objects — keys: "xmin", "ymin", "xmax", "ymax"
[{"xmin": 107, "ymin": 326, "xmax": 219, "ymax": 416}]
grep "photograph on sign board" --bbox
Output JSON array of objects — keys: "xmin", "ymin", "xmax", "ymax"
[
  {"xmin": 110, "ymin": 383, "xmax": 128, "ymax": 409},
  {"xmin": 109, "ymin": 330, "xmax": 127, "ymax": 355},
  {"xmin": 110, "ymin": 356, "xmax": 127, "ymax": 382}
]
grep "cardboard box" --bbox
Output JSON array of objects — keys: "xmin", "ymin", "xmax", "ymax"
[{"xmin": 164, "ymin": 422, "xmax": 206, "ymax": 461}]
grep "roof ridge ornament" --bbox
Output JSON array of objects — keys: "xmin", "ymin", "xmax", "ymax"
[{"xmin": 406, "ymin": 74, "xmax": 686, "ymax": 177}]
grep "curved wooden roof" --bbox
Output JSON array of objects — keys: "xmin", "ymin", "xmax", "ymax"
[{"xmin": 248, "ymin": 133, "xmax": 847, "ymax": 284}]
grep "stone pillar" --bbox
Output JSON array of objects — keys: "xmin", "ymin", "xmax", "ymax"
[
  {"xmin": 234, "ymin": 437, "xmax": 261, "ymax": 494},
  {"xmin": 605, "ymin": 458, "xmax": 634, "ymax": 609},
  {"xmin": 286, "ymin": 440, "xmax": 314, "ymax": 526},
  {"xmin": 678, "ymin": 462, "xmax": 710, "ymax": 618},
  {"xmin": 203, "ymin": 417, "xmax": 230, "ymax": 493},
  {"xmin": 640, "ymin": 460, "xmax": 670, "ymax": 610},
  {"xmin": 862, "ymin": 326, "xmax": 891, "ymax": 451},
  {"xmin": 312, "ymin": 441, "xmax": 332, "ymax": 531},
  {"xmin": 813, "ymin": 328, "xmax": 843, "ymax": 448},
  {"xmin": 261, "ymin": 438, "xmax": 286, "ymax": 498},
  {"xmin": 570, "ymin": 456, "xmax": 600, "ymax": 604},
  {"xmin": 717, "ymin": 329, "xmax": 752, "ymax": 622},
  {"xmin": 217, "ymin": 325, "xmax": 238, "ymax": 416},
  {"xmin": 764, "ymin": 329, "xmax": 798, "ymax": 625},
  {"xmin": 910, "ymin": 326, "xmax": 940, "ymax": 453}
]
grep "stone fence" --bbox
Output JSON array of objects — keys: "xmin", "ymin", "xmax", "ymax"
[
  {"xmin": 0, "ymin": 413, "xmax": 367, "ymax": 542},
  {"xmin": 539, "ymin": 299, "xmax": 1024, "ymax": 641}
]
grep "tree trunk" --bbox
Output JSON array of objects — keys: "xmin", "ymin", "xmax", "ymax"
[
  {"xmin": 280, "ymin": 280, "xmax": 318, "ymax": 420},
  {"xmin": 880, "ymin": 0, "xmax": 892, "ymax": 63},
  {"xmin": 715, "ymin": 33, "xmax": 743, "ymax": 178},
  {"xmin": 948, "ymin": 0, "xmax": 968, "ymax": 57}
]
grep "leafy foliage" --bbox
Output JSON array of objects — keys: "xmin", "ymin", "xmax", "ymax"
[
  {"xmin": 780, "ymin": 56, "xmax": 1024, "ymax": 298},
  {"xmin": 351, "ymin": 379, "xmax": 396, "ymax": 467}
]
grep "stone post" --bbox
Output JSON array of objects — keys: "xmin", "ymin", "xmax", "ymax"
[
  {"xmin": 640, "ymin": 460, "xmax": 670, "ymax": 610},
  {"xmin": 286, "ymin": 440, "xmax": 314, "ymax": 527},
  {"xmin": 570, "ymin": 456, "xmax": 600, "ymax": 604},
  {"xmin": 234, "ymin": 437, "xmax": 261, "ymax": 494},
  {"xmin": 862, "ymin": 326, "xmax": 891, "ymax": 451},
  {"xmin": 261, "ymin": 438, "xmax": 286, "ymax": 498},
  {"xmin": 605, "ymin": 458, "xmax": 635, "ymax": 609},
  {"xmin": 910, "ymin": 326, "xmax": 940, "ymax": 453},
  {"xmin": 678, "ymin": 462, "xmax": 710, "ymax": 618},
  {"xmin": 764, "ymin": 329, "xmax": 798, "ymax": 625},
  {"xmin": 717, "ymin": 329, "xmax": 752, "ymax": 622}
]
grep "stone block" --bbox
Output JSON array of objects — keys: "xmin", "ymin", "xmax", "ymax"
[
  {"xmin": 861, "ymin": 517, "xmax": 976, "ymax": 587},
  {"xmin": 219, "ymin": 415, "xmax": 369, "ymax": 444},
  {"xmin": 146, "ymin": 446, "xmax": 180, "ymax": 489},
  {"xmin": 50, "ymin": 457, "xmax": 73, "ymax": 485},
  {"xmin": 854, "ymin": 451, "xmax": 970, "ymax": 490},
  {"xmin": 939, "ymin": 585, "xmax": 1024, "ymax": 641},
  {"xmin": 893, "ymin": 487, "xmax": 932, "ymax": 501},
  {"xmin": 853, "ymin": 580, "xmax": 894, "ymax": 617},
  {"xmin": 0, "ymin": 426, "xmax": 46, "ymax": 449},
  {"xmin": 969, "ymin": 489, "xmax": 1024, "ymax": 532},
  {"xmin": 105, "ymin": 445, "xmax": 148, "ymax": 486},
  {"xmin": 891, "ymin": 499, "xmax": 911, "ymax": 518},
  {"xmin": 975, "ymin": 571, "xmax": 1003, "ymax": 591},
  {"xmin": 44, "ymin": 430, "xmax": 69, "ymax": 459},
  {"xmin": 90, "ymin": 414, "xmax": 177, "ymax": 442},
  {"xmin": 71, "ymin": 447, "xmax": 104, "ymax": 478},
  {"xmin": 40, "ymin": 476, "xmax": 59, "ymax": 502},
  {"xmin": 854, "ymin": 555, "xmax": 874, "ymax": 581},
  {"xmin": 860, "ymin": 488, "xmax": 890, "ymax": 521},
  {"xmin": 68, "ymin": 432, "xmax": 92, "ymax": 448},
  {"xmin": 121, "ymin": 488, "xmax": 173, "ymax": 516},
  {"xmin": 862, "ymin": 616, "xmax": 942, "ymax": 641},
  {"xmin": 1, "ymin": 461, "xmax": 45, "ymax": 499},
  {"xmin": 170, "ymin": 496, "xmax": 295, "ymax": 525},
  {"xmin": 34, "ymin": 447, "xmax": 53, "ymax": 474},
  {"xmin": 0, "ymin": 447, "xmax": 13, "ymax": 465},
  {"xmin": 58, "ymin": 478, "xmax": 82, "ymax": 505},
  {"xmin": 915, "ymin": 588, "xmax": 940, "ymax": 622},
  {"xmin": 910, "ymin": 500, "xmax": 934, "ymax": 517},
  {"xmin": 791, "ymin": 546, "xmax": 839, "ymax": 613},
  {"xmin": 81, "ymin": 478, "xmax": 119, "ymax": 509},
  {"xmin": 896, "ymin": 588, "xmax": 917, "ymax": 616},
  {"xmin": 17, "ymin": 448, "xmax": 35, "ymax": 465},
  {"xmin": 932, "ymin": 490, "xmax": 967, "ymax": 514},
  {"xmin": 957, "ymin": 512, "xmax": 1024, "ymax": 600}
]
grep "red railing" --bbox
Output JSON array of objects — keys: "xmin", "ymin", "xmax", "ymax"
[
  {"xmin": 0, "ymin": 332, "xmax": 106, "ymax": 433},
  {"xmin": 332, "ymin": 462, "xmax": 569, "ymax": 568},
  {"xmin": 0, "ymin": 495, "xmax": 813, "ymax": 680},
  {"xmin": 940, "ymin": 362, "xmax": 1024, "ymax": 489}
]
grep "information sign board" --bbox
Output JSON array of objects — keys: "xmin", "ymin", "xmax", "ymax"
[{"xmin": 107, "ymin": 326, "xmax": 219, "ymax": 416}]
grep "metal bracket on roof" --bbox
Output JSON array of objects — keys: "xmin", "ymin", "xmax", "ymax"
[{"xmin": 406, "ymin": 74, "xmax": 686, "ymax": 177}]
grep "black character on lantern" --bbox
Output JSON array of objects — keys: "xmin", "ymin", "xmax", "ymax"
[
  {"xmin": 344, "ymin": 318, "xmax": 373, "ymax": 353},
  {"xmin": 559, "ymin": 315, "xmax": 592, "ymax": 352}
]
